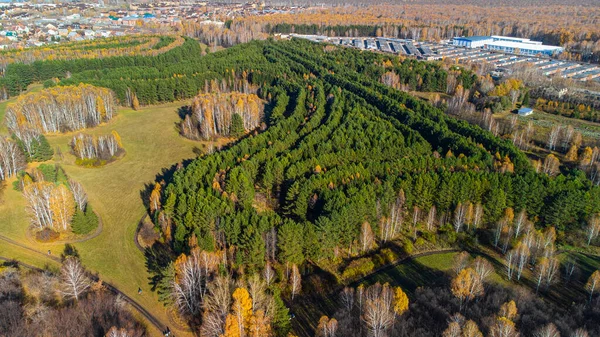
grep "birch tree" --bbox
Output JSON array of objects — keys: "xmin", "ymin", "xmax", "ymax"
[
  {"xmin": 546, "ymin": 125, "xmax": 562, "ymax": 151},
  {"xmin": 453, "ymin": 202, "xmax": 467, "ymax": 233},
  {"xmin": 6, "ymin": 84, "xmax": 116, "ymax": 136},
  {"xmin": 290, "ymin": 264, "xmax": 301, "ymax": 301},
  {"xmin": 585, "ymin": 270, "xmax": 600, "ymax": 302},
  {"xmin": 426, "ymin": 206, "xmax": 436, "ymax": 231},
  {"xmin": 472, "ymin": 256, "xmax": 493, "ymax": 283},
  {"xmin": 360, "ymin": 222, "xmax": 375, "ymax": 253},
  {"xmin": 381, "ymin": 190, "xmax": 404, "ymax": 242},
  {"xmin": 263, "ymin": 262, "xmax": 275, "ymax": 287},
  {"xmin": 534, "ymin": 323, "xmax": 560, "ymax": 337},
  {"xmin": 0, "ymin": 136, "xmax": 26, "ymax": 180},
  {"xmin": 586, "ymin": 214, "xmax": 600, "ymax": 246},
  {"xmin": 60, "ymin": 257, "xmax": 90, "ymax": 301},
  {"xmin": 362, "ymin": 283, "xmax": 394, "ymax": 337},
  {"xmin": 50, "ymin": 184, "xmax": 76, "ymax": 231},
  {"xmin": 69, "ymin": 179, "xmax": 87, "ymax": 211}
]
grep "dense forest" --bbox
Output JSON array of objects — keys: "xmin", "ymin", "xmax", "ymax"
[
  {"xmin": 173, "ymin": 3, "xmax": 600, "ymax": 63},
  {"xmin": 3, "ymin": 36, "xmax": 600, "ymax": 336},
  {"xmin": 134, "ymin": 39, "xmax": 597, "ymax": 336}
]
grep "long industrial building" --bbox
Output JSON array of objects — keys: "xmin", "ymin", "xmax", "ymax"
[{"xmin": 452, "ymin": 35, "xmax": 563, "ymax": 56}]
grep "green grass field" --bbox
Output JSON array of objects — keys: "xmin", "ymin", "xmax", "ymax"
[{"xmin": 0, "ymin": 100, "xmax": 201, "ymax": 337}]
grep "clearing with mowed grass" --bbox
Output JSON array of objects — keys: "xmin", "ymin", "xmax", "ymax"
[{"xmin": 0, "ymin": 100, "xmax": 205, "ymax": 337}]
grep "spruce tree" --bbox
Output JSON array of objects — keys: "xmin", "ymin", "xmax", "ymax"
[{"xmin": 230, "ymin": 113, "xmax": 245, "ymax": 138}]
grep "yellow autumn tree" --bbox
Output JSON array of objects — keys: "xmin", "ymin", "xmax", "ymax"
[
  {"xmin": 580, "ymin": 147, "xmax": 594, "ymax": 168},
  {"xmin": 132, "ymin": 93, "xmax": 140, "ymax": 110},
  {"xmin": 393, "ymin": 287, "xmax": 409, "ymax": 316},
  {"xmin": 96, "ymin": 96, "xmax": 106, "ymax": 120},
  {"xmin": 221, "ymin": 314, "xmax": 241, "ymax": 337},
  {"xmin": 451, "ymin": 268, "xmax": 483, "ymax": 308},
  {"xmin": 111, "ymin": 130, "xmax": 123, "ymax": 149},
  {"xmin": 149, "ymin": 182, "xmax": 162, "ymax": 213},
  {"xmin": 565, "ymin": 145, "xmax": 579, "ymax": 162},
  {"xmin": 499, "ymin": 300, "xmax": 518, "ymax": 320},
  {"xmin": 50, "ymin": 184, "xmax": 76, "ymax": 231},
  {"xmin": 249, "ymin": 310, "xmax": 272, "ymax": 337},
  {"xmin": 232, "ymin": 287, "xmax": 253, "ymax": 335}
]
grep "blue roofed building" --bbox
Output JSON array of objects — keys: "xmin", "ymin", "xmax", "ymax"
[
  {"xmin": 452, "ymin": 36, "xmax": 494, "ymax": 48},
  {"xmin": 518, "ymin": 107, "xmax": 534, "ymax": 116}
]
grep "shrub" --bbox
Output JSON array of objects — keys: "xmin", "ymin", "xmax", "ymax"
[
  {"xmin": 36, "ymin": 228, "xmax": 59, "ymax": 242},
  {"xmin": 402, "ymin": 239, "xmax": 414, "ymax": 255},
  {"xmin": 380, "ymin": 248, "xmax": 398, "ymax": 263},
  {"xmin": 341, "ymin": 258, "xmax": 375, "ymax": 281},
  {"xmin": 415, "ymin": 237, "xmax": 426, "ymax": 247},
  {"xmin": 421, "ymin": 231, "xmax": 437, "ymax": 244}
]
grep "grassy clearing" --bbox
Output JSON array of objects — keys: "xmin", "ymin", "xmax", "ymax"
[
  {"xmin": 500, "ymin": 109, "xmax": 600, "ymax": 147},
  {"xmin": 359, "ymin": 252, "xmax": 456, "ymax": 294},
  {"xmin": 0, "ymin": 100, "xmax": 201, "ymax": 337}
]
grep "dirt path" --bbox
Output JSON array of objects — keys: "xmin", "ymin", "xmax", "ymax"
[{"xmin": 0, "ymin": 242, "xmax": 170, "ymax": 336}]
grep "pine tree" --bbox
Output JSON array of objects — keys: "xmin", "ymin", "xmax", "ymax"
[{"xmin": 230, "ymin": 113, "xmax": 246, "ymax": 138}]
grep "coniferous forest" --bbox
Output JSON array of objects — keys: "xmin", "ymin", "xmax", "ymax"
[{"xmin": 2, "ymin": 37, "xmax": 600, "ymax": 337}]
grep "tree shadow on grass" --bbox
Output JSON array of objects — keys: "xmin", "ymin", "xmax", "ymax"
[
  {"xmin": 290, "ymin": 256, "xmax": 447, "ymax": 337},
  {"xmin": 145, "ymin": 242, "xmax": 175, "ymax": 292},
  {"xmin": 139, "ymin": 158, "xmax": 195, "ymax": 211}
]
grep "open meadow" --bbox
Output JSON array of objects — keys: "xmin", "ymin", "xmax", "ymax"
[{"xmin": 0, "ymin": 100, "xmax": 204, "ymax": 337}]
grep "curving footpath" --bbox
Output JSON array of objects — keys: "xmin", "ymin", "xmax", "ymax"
[{"xmin": 0, "ymin": 236, "xmax": 169, "ymax": 336}]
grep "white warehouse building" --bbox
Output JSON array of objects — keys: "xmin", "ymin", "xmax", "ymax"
[{"xmin": 452, "ymin": 35, "xmax": 564, "ymax": 56}]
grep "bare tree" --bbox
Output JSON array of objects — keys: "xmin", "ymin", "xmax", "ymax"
[
  {"xmin": 453, "ymin": 203, "xmax": 467, "ymax": 233},
  {"xmin": 172, "ymin": 249, "xmax": 217, "ymax": 317},
  {"xmin": 426, "ymin": 206, "xmax": 436, "ymax": 231},
  {"xmin": 571, "ymin": 328, "xmax": 589, "ymax": 337},
  {"xmin": 381, "ymin": 190, "xmax": 404, "ymax": 242},
  {"xmin": 513, "ymin": 209, "xmax": 527, "ymax": 239},
  {"xmin": 505, "ymin": 250, "xmax": 516, "ymax": 281},
  {"xmin": 586, "ymin": 214, "xmax": 600, "ymax": 246},
  {"xmin": 534, "ymin": 258, "xmax": 550, "ymax": 293},
  {"xmin": 248, "ymin": 273, "xmax": 267, "ymax": 313},
  {"xmin": 515, "ymin": 243, "xmax": 530, "ymax": 281},
  {"xmin": 533, "ymin": 323, "xmax": 560, "ymax": 337},
  {"xmin": 69, "ymin": 179, "xmax": 88, "ymax": 211},
  {"xmin": 201, "ymin": 275, "xmax": 232, "ymax": 337},
  {"xmin": 453, "ymin": 251, "xmax": 470, "ymax": 276},
  {"xmin": 472, "ymin": 256, "xmax": 493, "ymax": 283},
  {"xmin": 0, "ymin": 136, "xmax": 26, "ymax": 181},
  {"xmin": 362, "ymin": 284, "xmax": 394, "ymax": 337},
  {"xmin": 290, "ymin": 264, "xmax": 301, "ymax": 301},
  {"xmin": 60, "ymin": 257, "xmax": 90, "ymax": 301},
  {"xmin": 340, "ymin": 287, "xmax": 355, "ymax": 313},
  {"xmin": 547, "ymin": 125, "xmax": 563, "ymax": 151},
  {"xmin": 263, "ymin": 262, "xmax": 275, "ymax": 287},
  {"xmin": 360, "ymin": 222, "xmax": 375, "ymax": 253}
]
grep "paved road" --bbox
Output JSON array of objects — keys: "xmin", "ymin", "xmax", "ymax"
[{"xmin": 0, "ymin": 235, "xmax": 169, "ymax": 336}]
